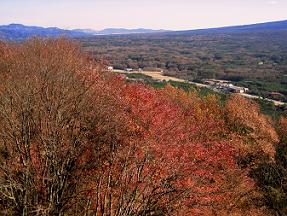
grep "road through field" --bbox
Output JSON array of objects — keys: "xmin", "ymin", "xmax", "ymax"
[{"xmin": 113, "ymin": 69, "xmax": 286, "ymax": 106}]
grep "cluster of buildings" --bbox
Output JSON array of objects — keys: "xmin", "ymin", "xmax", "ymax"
[
  {"xmin": 107, "ymin": 66, "xmax": 144, "ymax": 73},
  {"xmin": 204, "ymin": 79, "xmax": 249, "ymax": 94},
  {"xmin": 107, "ymin": 65, "xmax": 250, "ymax": 94},
  {"xmin": 124, "ymin": 68, "xmax": 145, "ymax": 73}
]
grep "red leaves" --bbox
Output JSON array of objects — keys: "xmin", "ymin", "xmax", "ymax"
[
  {"xmin": 116, "ymin": 83, "xmax": 253, "ymax": 214},
  {"xmin": 0, "ymin": 39, "xmax": 275, "ymax": 215}
]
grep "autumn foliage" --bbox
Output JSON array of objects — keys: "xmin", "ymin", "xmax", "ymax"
[{"xmin": 0, "ymin": 39, "xmax": 280, "ymax": 215}]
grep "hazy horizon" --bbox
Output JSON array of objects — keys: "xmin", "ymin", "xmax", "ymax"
[{"xmin": 1, "ymin": 0, "xmax": 287, "ymax": 31}]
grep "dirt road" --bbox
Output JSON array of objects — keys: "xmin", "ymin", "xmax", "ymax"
[{"xmin": 113, "ymin": 70, "xmax": 286, "ymax": 106}]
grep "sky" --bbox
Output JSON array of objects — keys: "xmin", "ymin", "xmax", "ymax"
[{"xmin": 0, "ymin": 0, "xmax": 286, "ymax": 30}]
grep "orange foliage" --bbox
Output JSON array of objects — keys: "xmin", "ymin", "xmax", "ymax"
[
  {"xmin": 278, "ymin": 117, "xmax": 287, "ymax": 141},
  {"xmin": 0, "ymin": 39, "xmax": 276, "ymax": 216},
  {"xmin": 225, "ymin": 94, "xmax": 278, "ymax": 165}
]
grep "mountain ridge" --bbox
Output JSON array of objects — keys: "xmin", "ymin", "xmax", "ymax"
[
  {"xmin": 0, "ymin": 24, "xmax": 168, "ymax": 40},
  {"xmin": 169, "ymin": 20, "xmax": 287, "ymax": 35},
  {"xmin": 1, "ymin": 20, "xmax": 287, "ymax": 40}
]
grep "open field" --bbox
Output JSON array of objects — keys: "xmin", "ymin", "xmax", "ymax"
[{"xmin": 113, "ymin": 69, "xmax": 286, "ymax": 106}]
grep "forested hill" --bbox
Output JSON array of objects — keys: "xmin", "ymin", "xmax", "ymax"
[
  {"xmin": 1, "ymin": 38, "xmax": 287, "ymax": 215},
  {"xmin": 168, "ymin": 20, "xmax": 287, "ymax": 35}
]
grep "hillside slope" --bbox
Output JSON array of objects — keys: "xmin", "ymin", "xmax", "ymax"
[{"xmin": 171, "ymin": 20, "xmax": 287, "ymax": 35}]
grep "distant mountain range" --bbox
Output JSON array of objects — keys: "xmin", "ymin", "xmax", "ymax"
[
  {"xmin": 0, "ymin": 24, "xmax": 90, "ymax": 40},
  {"xmin": 0, "ymin": 20, "xmax": 287, "ymax": 40},
  {"xmin": 0, "ymin": 24, "xmax": 167, "ymax": 40},
  {"xmin": 73, "ymin": 28, "xmax": 167, "ymax": 35}
]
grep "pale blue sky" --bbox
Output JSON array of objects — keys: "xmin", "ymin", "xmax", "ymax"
[{"xmin": 0, "ymin": 0, "xmax": 286, "ymax": 30}]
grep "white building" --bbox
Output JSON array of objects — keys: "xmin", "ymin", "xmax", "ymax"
[
  {"xmin": 107, "ymin": 66, "xmax": 114, "ymax": 71},
  {"xmin": 125, "ymin": 68, "xmax": 133, "ymax": 73}
]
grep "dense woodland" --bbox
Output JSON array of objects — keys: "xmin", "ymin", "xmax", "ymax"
[
  {"xmin": 0, "ymin": 39, "xmax": 287, "ymax": 215},
  {"xmin": 81, "ymin": 30, "xmax": 287, "ymax": 98}
]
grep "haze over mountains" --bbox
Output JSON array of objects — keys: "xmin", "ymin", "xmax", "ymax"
[
  {"xmin": 0, "ymin": 24, "xmax": 167, "ymax": 40},
  {"xmin": 0, "ymin": 20, "xmax": 286, "ymax": 40},
  {"xmin": 73, "ymin": 28, "xmax": 167, "ymax": 35},
  {"xmin": 0, "ymin": 24, "xmax": 88, "ymax": 40}
]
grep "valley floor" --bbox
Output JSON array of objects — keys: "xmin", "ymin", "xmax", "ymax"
[{"xmin": 113, "ymin": 69, "xmax": 287, "ymax": 107}]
